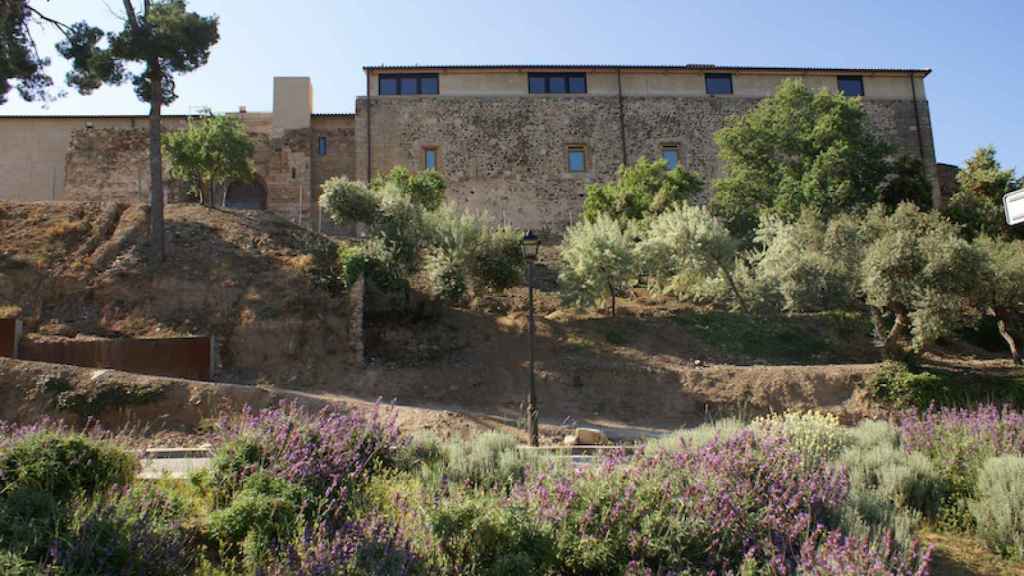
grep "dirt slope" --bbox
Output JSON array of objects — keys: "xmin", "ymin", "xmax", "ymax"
[{"xmin": 0, "ymin": 201, "xmax": 353, "ymax": 387}]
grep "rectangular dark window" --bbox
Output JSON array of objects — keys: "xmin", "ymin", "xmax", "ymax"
[
  {"xmin": 318, "ymin": 136, "xmax": 328, "ymax": 156},
  {"xmin": 567, "ymin": 145, "xmax": 587, "ymax": 172},
  {"xmin": 837, "ymin": 75, "xmax": 864, "ymax": 97},
  {"xmin": 528, "ymin": 72, "xmax": 587, "ymax": 94},
  {"xmin": 419, "ymin": 76, "xmax": 439, "ymax": 95},
  {"xmin": 378, "ymin": 73, "xmax": 440, "ymax": 96},
  {"xmin": 380, "ymin": 77, "xmax": 398, "ymax": 95},
  {"xmin": 661, "ymin": 145, "xmax": 680, "ymax": 170},
  {"xmin": 705, "ymin": 73, "xmax": 733, "ymax": 95},
  {"xmin": 424, "ymin": 147, "xmax": 438, "ymax": 170}
]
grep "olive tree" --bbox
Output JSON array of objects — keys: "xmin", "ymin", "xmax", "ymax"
[
  {"xmin": 582, "ymin": 157, "xmax": 704, "ymax": 223},
  {"xmin": 320, "ymin": 176, "xmax": 426, "ymax": 291},
  {"xmin": 753, "ymin": 210, "xmax": 863, "ymax": 312},
  {"xmin": 162, "ymin": 113, "xmax": 254, "ymax": 206},
  {"xmin": 636, "ymin": 204, "xmax": 748, "ymax": 311},
  {"xmin": 423, "ymin": 205, "xmax": 523, "ymax": 302},
  {"xmin": 973, "ymin": 236, "xmax": 1024, "ymax": 364},
  {"xmin": 558, "ymin": 214, "xmax": 638, "ymax": 316},
  {"xmin": 860, "ymin": 203, "xmax": 985, "ymax": 360},
  {"xmin": 320, "ymin": 170, "xmax": 522, "ymax": 300}
]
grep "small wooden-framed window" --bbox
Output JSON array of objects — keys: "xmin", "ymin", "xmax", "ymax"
[
  {"xmin": 661, "ymin": 144, "xmax": 680, "ymax": 169},
  {"xmin": 423, "ymin": 146, "xmax": 439, "ymax": 170},
  {"xmin": 567, "ymin": 145, "xmax": 587, "ymax": 173},
  {"xmin": 317, "ymin": 136, "xmax": 328, "ymax": 156}
]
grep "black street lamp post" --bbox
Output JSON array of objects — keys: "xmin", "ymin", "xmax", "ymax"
[{"xmin": 521, "ymin": 230, "xmax": 541, "ymax": 447}]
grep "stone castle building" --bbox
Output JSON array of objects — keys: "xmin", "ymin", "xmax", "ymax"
[{"xmin": 0, "ymin": 65, "xmax": 937, "ymax": 232}]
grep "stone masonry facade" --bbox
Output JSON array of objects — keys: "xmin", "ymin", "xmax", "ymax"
[
  {"xmin": 358, "ymin": 93, "xmax": 937, "ymax": 231},
  {"xmin": 1, "ymin": 66, "xmax": 939, "ymax": 234}
]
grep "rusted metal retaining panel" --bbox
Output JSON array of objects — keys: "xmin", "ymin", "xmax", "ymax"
[
  {"xmin": 19, "ymin": 335, "xmax": 213, "ymax": 381},
  {"xmin": 0, "ymin": 318, "xmax": 21, "ymax": 358}
]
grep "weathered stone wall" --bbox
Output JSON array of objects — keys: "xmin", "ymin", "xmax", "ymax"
[
  {"xmin": 63, "ymin": 118, "xmax": 190, "ymax": 204},
  {"xmin": 58, "ymin": 112, "xmax": 362, "ymax": 229},
  {"xmin": 311, "ymin": 115, "xmax": 357, "ymax": 233},
  {"xmin": 357, "ymin": 94, "xmax": 939, "ymax": 232}
]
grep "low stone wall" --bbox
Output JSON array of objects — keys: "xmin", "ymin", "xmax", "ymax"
[{"xmin": 18, "ymin": 335, "xmax": 214, "ymax": 381}]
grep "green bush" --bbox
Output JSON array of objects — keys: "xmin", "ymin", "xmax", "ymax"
[
  {"xmin": 319, "ymin": 176, "xmax": 381, "ymax": 226},
  {"xmin": 838, "ymin": 441, "xmax": 946, "ymax": 551},
  {"xmin": 372, "ymin": 166, "xmax": 447, "ymax": 211},
  {"xmin": 427, "ymin": 493, "xmax": 554, "ymax": 576},
  {"xmin": 970, "ymin": 456, "xmax": 1024, "ymax": 560},
  {"xmin": 582, "ymin": 157, "xmax": 703, "ymax": 223},
  {"xmin": 50, "ymin": 483, "xmax": 195, "ymax": 576},
  {"xmin": 208, "ymin": 472, "xmax": 309, "ymax": 567},
  {"xmin": 424, "ymin": 432, "xmax": 542, "ymax": 491},
  {"xmin": 0, "ymin": 551, "xmax": 39, "ymax": 576},
  {"xmin": 423, "ymin": 206, "xmax": 523, "ymax": 301},
  {"xmin": 394, "ymin": 431, "xmax": 443, "ymax": 472},
  {"xmin": 865, "ymin": 361, "xmax": 1024, "ymax": 409},
  {"xmin": 752, "ymin": 410, "xmax": 851, "ymax": 468},
  {"xmin": 0, "ymin": 487, "xmax": 62, "ymax": 561},
  {"xmin": 645, "ymin": 418, "xmax": 745, "ymax": 454},
  {"xmin": 865, "ymin": 361, "xmax": 948, "ymax": 408},
  {"xmin": 0, "ymin": 432, "xmax": 137, "ymax": 504},
  {"xmin": 846, "ymin": 419, "xmax": 901, "ymax": 452}
]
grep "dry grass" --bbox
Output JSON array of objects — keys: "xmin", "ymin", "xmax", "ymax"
[
  {"xmin": 922, "ymin": 529, "xmax": 1024, "ymax": 576},
  {"xmin": 44, "ymin": 218, "xmax": 90, "ymax": 240}
]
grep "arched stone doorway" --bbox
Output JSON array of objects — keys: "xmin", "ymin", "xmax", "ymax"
[{"xmin": 225, "ymin": 177, "xmax": 267, "ymax": 210}]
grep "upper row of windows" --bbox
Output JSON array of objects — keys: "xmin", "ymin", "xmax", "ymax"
[{"xmin": 379, "ymin": 73, "xmax": 866, "ymax": 98}]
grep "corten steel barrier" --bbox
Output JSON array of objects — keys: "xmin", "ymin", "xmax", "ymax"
[
  {"xmin": 19, "ymin": 335, "xmax": 214, "ymax": 381},
  {"xmin": 0, "ymin": 318, "xmax": 21, "ymax": 358}
]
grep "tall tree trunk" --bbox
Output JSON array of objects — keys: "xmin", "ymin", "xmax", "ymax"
[
  {"xmin": 608, "ymin": 281, "xmax": 616, "ymax": 317},
  {"xmin": 871, "ymin": 305, "xmax": 911, "ymax": 362},
  {"xmin": 711, "ymin": 255, "xmax": 748, "ymax": 313},
  {"xmin": 148, "ymin": 61, "xmax": 164, "ymax": 261},
  {"xmin": 990, "ymin": 307, "xmax": 1022, "ymax": 365}
]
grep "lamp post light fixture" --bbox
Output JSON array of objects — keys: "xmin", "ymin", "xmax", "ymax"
[{"xmin": 521, "ymin": 230, "xmax": 541, "ymax": 447}]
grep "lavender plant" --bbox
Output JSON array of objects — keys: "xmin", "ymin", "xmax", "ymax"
[
  {"xmin": 205, "ymin": 402, "xmax": 402, "ymax": 519},
  {"xmin": 898, "ymin": 404, "xmax": 1024, "ymax": 527},
  {"xmin": 512, "ymin": 431, "xmax": 866, "ymax": 574}
]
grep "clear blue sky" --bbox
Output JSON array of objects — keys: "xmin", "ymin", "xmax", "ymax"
[{"xmin": 4, "ymin": 0, "xmax": 1021, "ymax": 171}]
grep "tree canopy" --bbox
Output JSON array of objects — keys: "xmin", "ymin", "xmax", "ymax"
[
  {"xmin": 320, "ymin": 169, "xmax": 522, "ymax": 301},
  {"xmin": 711, "ymin": 78, "xmax": 893, "ymax": 242},
  {"xmin": 162, "ymin": 114, "xmax": 254, "ymax": 206},
  {"xmin": 945, "ymin": 146, "xmax": 1021, "ymax": 240},
  {"xmin": 39, "ymin": 0, "xmax": 220, "ymax": 261},
  {"xmin": 558, "ymin": 214, "xmax": 638, "ymax": 316},
  {"xmin": 582, "ymin": 157, "xmax": 704, "ymax": 223},
  {"xmin": 0, "ymin": 0, "xmax": 58, "ymax": 104},
  {"xmin": 55, "ymin": 1, "xmax": 219, "ymax": 105},
  {"xmin": 637, "ymin": 204, "xmax": 747, "ymax": 311},
  {"xmin": 859, "ymin": 203, "xmax": 984, "ymax": 360}
]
